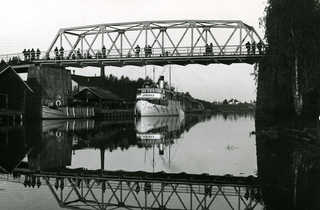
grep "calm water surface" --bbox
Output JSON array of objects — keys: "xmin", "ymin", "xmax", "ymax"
[
  {"xmin": 70, "ymin": 114, "xmax": 256, "ymax": 176},
  {"xmin": 5, "ymin": 112, "xmax": 314, "ymax": 210}
]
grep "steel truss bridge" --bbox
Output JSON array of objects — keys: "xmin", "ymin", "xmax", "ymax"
[
  {"xmin": 1, "ymin": 20, "xmax": 265, "ymax": 70},
  {"xmin": 3, "ymin": 169, "xmax": 263, "ymax": 210}
]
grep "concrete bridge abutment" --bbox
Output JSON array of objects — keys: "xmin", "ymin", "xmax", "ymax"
[{"xmin": 27, "ymin": 65, "xmax": 72, "ymax": 108}]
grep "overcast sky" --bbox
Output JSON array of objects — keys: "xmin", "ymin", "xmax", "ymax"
[{"xmin": 0, "ymin": 0, "xmax": 266, "ymax": 102}]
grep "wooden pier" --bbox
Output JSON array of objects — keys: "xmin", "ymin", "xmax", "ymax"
[{"xmin": 96, "ymin": 109, "xmax": 134, "ymax": 120}]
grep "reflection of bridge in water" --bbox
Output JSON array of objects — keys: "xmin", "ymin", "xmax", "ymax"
[
  {"xmin": 1, "ymin": 20, "xmax": 265, "ymax": 73},
  {"xmin": 0, "ymin": 114, "xmax": 264, "ymax": 209},
  {"xmin": 6, "ymin": 169, "xmax": 262, "ymax": 210}
]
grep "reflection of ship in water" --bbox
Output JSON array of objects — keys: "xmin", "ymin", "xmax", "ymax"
[
  {"xmin": 0, "ymin": 114, "xmax": 212, "ymax": 173},
  {"xmin": 136, "ymin": 116, "xmax": 185, "ymax": 152},
  {"xmin": 135, "ymin": 116, "xmax": 188, "ymax": 173}
]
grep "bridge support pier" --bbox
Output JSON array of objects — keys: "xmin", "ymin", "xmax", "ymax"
[{"xmin": 27, "ymin": 65, "xmax": 72, "ymax": 108}]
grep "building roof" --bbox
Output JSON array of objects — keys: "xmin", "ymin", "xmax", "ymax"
[
  {"xmin": 71, "ymin": 75, "xmax": 105, "ymax": 87},
  {"xmin": 0, "ymin": 62, "xmax": 34, "ymax": 93},
  {"xmin": 76, "ymin": 86, "xmax": 122, "ymax": 101}
]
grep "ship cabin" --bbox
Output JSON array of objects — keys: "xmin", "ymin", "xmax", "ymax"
[{"xmin": 136, "ymin": 76, "xmax": 179, "ymax": 106}]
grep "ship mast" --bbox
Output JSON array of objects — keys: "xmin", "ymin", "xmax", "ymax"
[
  {"xmin": 144, "ymin": 65, "xmax": 147, "ymax": 79},
  {"xmin": 169, "ymin": 65, "xmax": 172, "ymax": 89}
]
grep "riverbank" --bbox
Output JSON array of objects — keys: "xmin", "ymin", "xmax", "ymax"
[{"xmin": 210, "ymin": 103, "xmax": 255, "ymax": 113}]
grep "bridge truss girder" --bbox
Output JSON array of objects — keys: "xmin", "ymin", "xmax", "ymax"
[
  {"xmin": 39, "ymin": 174, "xmax": 262, "ymax": 210},
  {"xmin": 46, "ymin": 20, "xmax": 264, "ymax": 62}
]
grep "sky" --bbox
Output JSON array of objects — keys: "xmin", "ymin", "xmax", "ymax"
[{"xmin": 0, "ymin": 0, "xmax": 267, "ymax": 102}]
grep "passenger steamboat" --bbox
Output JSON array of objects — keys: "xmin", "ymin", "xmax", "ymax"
[{"xmin": 135, "ymin": 76, "xmax": 184, "ymax": 117}]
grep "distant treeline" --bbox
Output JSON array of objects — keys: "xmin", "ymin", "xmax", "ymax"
[
  {"xmin": 73, "ymin": 74, "xmax": 255, "ymax": 111},
  {"xmin": 102, "ymin": 75, "xmax": 152, "ymax": 101},
  {"xmin": 73, "ymin": 74, "xmax": 153, "ymax": 101}
]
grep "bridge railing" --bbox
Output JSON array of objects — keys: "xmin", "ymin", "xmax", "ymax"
[
  {"xmin": 45, "ymin": 45, "xmax": 264, "ymax": 60},
  {"xmin": 0, "ymin": 44, "xmax": 265, "ymax": 66}
]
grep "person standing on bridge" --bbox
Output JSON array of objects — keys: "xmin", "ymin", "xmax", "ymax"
[
  {"xmin": 135, "ymin": 45, "xmax": 140, "ymax": 57},
  {"xmin": 251, "ymin": 41, "xmax": 256, "ymax": 55},
  {"xmin": 22, "ymin": 49, "xmax": 27, "ymax": 61},
  {"xmin": 257, "ymin": 41, "xmax": 263, "ymax": 54},
  {"xmin": 205, "ymin": 44, "xmax": 209, "ymax": 55},
  {"xmin": 77, "ymin": 48, "xmax": 82, "ymax": 59},
  {"xmin": 36, "ymin": 48, "xmax": 41, "ymax": 60},
  {"xmin": 144, "ymin": 45, "xmax": 148, "ymax": 57},
  {"xmin": 30, "ymin": 48, "xmax": 35, "ymax": 60},
  {"xmin": 59, "ymin": 46, "xmax": 64, "ymax": 59},
  {"xmin": 148, "ymin": 45, "xmax": 152, "ymax": 57},
  {"xmin": 245, "ymin": 41, "xmax": 251, "ymax": 55},
  {"xmin": 27, "ymin": 49, "xmax": 31, "ymax": 61},
  {"xmin": 54, "ymin": 47, "xmax": 59, "ymax": 59},
  {"xmin": 102, "ymin": 45, "xmax": 106, "ymax": 58},
  {"xmin": 210, "ymin": 43, "xmax": 214, "ymax": 55}
]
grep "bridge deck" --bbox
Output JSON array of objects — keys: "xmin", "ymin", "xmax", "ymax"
[
  {"xmin": 37, "ymin": 54, "xmax": 263, "ymax": 67},
  {"xmin": 12, "ymin": 168, "xmax": 259, "ymax": 187},
  {"xmin": 5, "ymin": 168, "xmax": 261, "ymax": 210},
  {"xmin": 6, "ymin": 52, "xmax": 263, "ymax": 73}
]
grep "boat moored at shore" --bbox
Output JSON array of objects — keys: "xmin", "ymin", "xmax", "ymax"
[{"xmin": 135, "ymin": 76, "xmax": 185, "ymax": 117}]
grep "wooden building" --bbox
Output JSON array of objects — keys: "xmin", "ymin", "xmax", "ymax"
[
  {"xmin": 73, "ymin": 86, "xmax": 123, "ymax": 109},
  {"xmin": 0, "ymin": 62, "xmax": 38, "ymax": 122}
]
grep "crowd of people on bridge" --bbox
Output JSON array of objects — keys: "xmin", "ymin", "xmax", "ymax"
[
  {"xmin": 245, "ymin": 41, "xmax": 264, "ymax": 55},
  {"xmin": 133, "ymin": 45, "xmax": 153, "ymax": 57},
  {"xmin": 22, "ymin": 48, "xmax": 41, "ymax": 61},
  {"xmin": 205, "ymin": 43, "xmax": 214, "ymax": 55},
  {"xmin": 23, "ymin": 174, "xmax": 42, "ymax": 188},
  {"xmin": 8, "ymin": 40, "xmax": 265, "ymax": 65}
]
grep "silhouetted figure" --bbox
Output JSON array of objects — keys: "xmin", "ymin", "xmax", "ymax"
[
  {"xmin": 36, "ymin": 48, "xmax": 41, "ymax": 60},
  {"xmin": 102, "ymin": 182, "xmax": 106, "ymax": 192},
  {"xmin": 31, "ymin": 176, "xmax": 36, "ymax": 188},
  {"xmin": 30, "ymin": 48, "xmax": 35, "ymax": 60},
  {"xmin": 23, "ymin": 175, "xmax": 28, "ymax": 187},
  {"xmin": 27, "ymin": 175, "xmax": 31, "ymax": 187},
  {"xmin": 60, "ymin": 178, "xmax": 64, "ymax": 190},
  {"xmin": 205, "ymin": 44, "xmax": 209, "ymax": 55},
  {"xmin": 251, "ymin": 41, "xmax": 256, "ymax": 55},
  {"xmin": 36, "ymin": 177, "xmax": 41, "ymax": 188},
  {"xmin": 77, "ymin": 48, "xmax": 82, "ymax": 59},
  {"xmin": 245, "ymin": 41, "xmax": 251, "ymax": 55},
  {"xmin": 102, "ymin": 45, "xmax": 106, "ymax": 58},
  {"xmin": 144, "ymin": 45, "xmax": 148, "ymax": 57},
  {"xmin": 77, "ymin": 178, "xmax": 81, "ymax": 188},
  {"xmin": 148, "ymin": 45, "xmax": 152, "ymax": 57},
  {"xmin": 22, "ymin": 49, "xmax": 27, "ymax": 61},
  {"xmin": 144, "ymin": 182, "xmax": 151, "ymax": 194},
  {"xmin": 257, "ymin": 41, "xmax": 263, "ymax": 54},
  {"xmin": 210, "ymin": 43, "xmax": 214, "ymax": 55},
  {"xmin": 54, "ymin": 178, "xmax": 59, "ymax": 190},
  {"xmin": 135, "ymin": 45, "xmax": 140, "ymax": 57},
  {"xmin": 54, "ymin": 47, "xmax": 59, "ymax": 59},
  {"xmin": 59, "ymin": 46, "xmax": 64, "ymax": 59}
]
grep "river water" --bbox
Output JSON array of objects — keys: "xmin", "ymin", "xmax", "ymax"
[{"xmin": 1, "ymin": 113, "xmax": 319, "ymax": 210}]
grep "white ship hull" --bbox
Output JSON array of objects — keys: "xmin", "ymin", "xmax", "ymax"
[{"xmin": 135, "ymin": 100, "xmax": 184, "ymax": 117}]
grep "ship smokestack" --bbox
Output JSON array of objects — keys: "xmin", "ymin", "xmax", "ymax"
[{"xmin": 158, "ymin": 76, "xmax": 165, "ymax": 89}]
